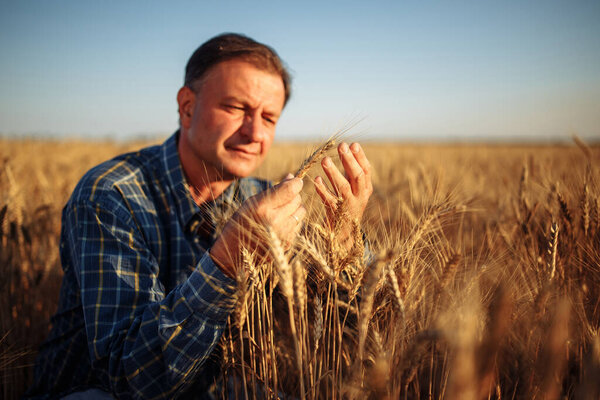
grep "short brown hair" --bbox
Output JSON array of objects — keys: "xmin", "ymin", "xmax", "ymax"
[{"xmin": 184, "ymin": 33, "xmax": 292, "ymax": 106}]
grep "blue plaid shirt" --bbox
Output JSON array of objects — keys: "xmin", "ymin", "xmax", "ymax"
[{"xmin": 28, "ymin": 132, "xmax": 270, "ymax": 399}]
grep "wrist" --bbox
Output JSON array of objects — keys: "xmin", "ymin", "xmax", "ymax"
[{"xmin": 209, "ymin": 241, "xmax": 236, "ymax": 279}]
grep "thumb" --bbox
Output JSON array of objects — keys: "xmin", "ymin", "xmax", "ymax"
[{"xmin": 277, "ymin": 172, "xmax": 294, "ymax": 185}]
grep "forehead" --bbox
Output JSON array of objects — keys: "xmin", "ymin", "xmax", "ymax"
[{"xmin": 195, "ymin": 60, "xmax": 285, "ymax": 109}]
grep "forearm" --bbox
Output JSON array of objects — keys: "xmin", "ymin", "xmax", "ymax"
[
  {"xmin": 88, "ymin": 252, "xmax": 236, "ymax": 399},
  {"xmin": 68, "ymin": 198, "xmax": 236, "ymax": 398}
]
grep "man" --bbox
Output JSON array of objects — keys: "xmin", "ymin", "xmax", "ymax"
[{"xmin": 28, "ymin": 33, "xmax": 372, "ymax": 399}]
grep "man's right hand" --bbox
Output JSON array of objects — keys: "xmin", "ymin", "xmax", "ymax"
[{"xmin": 209, "ymin": 175, "xmax": 306, "ymax": 278}]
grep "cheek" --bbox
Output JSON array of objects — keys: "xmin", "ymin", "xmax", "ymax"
[
  {"xmin": 261, "ymin": 131, "xmax": 276, "ymax": 154},
  {"xmin": 211, "ymin": 112, "xmax": 243, "ymax": 140}
]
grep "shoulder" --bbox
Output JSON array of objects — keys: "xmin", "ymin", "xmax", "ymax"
[{"xmin": 68, "ymin": 144, "xmax": 163, "ymax": 209}]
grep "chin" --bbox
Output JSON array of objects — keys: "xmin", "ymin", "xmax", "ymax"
[
  {"xmin": 224, "ymin": 159, "xmax": 261, "ymax": 179},
  {"xmin": 223, "ymin": 165, "xmax": 255, "ymax": 180}
]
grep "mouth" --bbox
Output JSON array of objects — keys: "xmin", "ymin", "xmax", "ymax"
[{"xmin": 227, "ymin": 146, "xmax": 260, "ymax": 157}]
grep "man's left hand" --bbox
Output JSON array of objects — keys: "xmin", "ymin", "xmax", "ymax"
[{"xmin": 313, "ymin": 142, "xmax": 373, "ymax": 249}]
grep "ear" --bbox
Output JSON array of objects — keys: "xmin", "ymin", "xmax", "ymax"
[{"xmin": 177, "ymin": 86, "xmax": 196, "ymax": 129}]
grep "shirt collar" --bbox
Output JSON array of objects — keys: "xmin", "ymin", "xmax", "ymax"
[{"xmin": 160, "ymin": 131, "xmax": 242, "ymax": 234}]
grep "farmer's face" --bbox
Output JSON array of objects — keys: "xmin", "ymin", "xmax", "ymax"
[{"xmin": 177, "ymin": 59, "xmax": 286, "ymax": 180}]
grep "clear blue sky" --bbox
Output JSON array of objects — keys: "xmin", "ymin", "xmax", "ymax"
[{"xmin": 1, "ymin": 0, "xmax": 599, "ymax": 141}]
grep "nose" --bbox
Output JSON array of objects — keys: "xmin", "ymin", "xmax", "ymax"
[{"xmin": 240, "ymin": 112, "xmax": 264, "ymax": 142}]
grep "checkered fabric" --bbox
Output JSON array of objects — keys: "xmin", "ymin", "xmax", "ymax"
[{"xmin": 27, "ymin": 132, "xmax": 270, "ymax": 399}]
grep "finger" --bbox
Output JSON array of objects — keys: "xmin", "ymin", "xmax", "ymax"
[
  {"xmin": 349, "ymin": 143, "xmax": 372, "ymax": 190},
  {"xmin": 338, "ymin": 142, "xmax": 365, "ymax": 195},
  {"xmin": 267, "ymin": 192, "xmax": 302, "ymax": 229},
  {"xmin": 290, "ymin": 205, "xmax": 307, "ymax": 237},
  {"xmin": 321, "ymin": 156, "xmax": 352, "ymax": 198},
  {"xmin": 278, "ymin": 204, "xmax": 306, "ymax": 248},
  {"xmin": 268, "ymin": 177, "xmax": 303, "ymax": 207},
  {"xmin": 313, "ymin": 175, "xmax": 339, "ymax": 209},
  {"xmin": 275, "ymin": 192, "xmax": 303, "ymax": 216},
  {"xmin": 290, "ymin": 204, "xmax": 307, "ymax": 227}
]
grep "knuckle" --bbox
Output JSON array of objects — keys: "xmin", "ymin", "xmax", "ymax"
[
  {"xmin": 266, "ymin": 208, "xmax": 277, "ymax": 222},
  {"xmin": 352, "ymin": 171, "xmax": 364, "ymax": 182},
  {"xmin": 339, "ymin": 181, "xmax": 351, "ymax": 194},
  {"xmin": 297, "ymin": 206, "xmax": 307, "ymax": 219},
  {"xmin": 256, "ymin": 205, "xmax": 269, "ymax": 220}
]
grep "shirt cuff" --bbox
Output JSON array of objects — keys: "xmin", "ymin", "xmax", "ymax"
[{"xmin": 180, "ymin": 251, "xmax": 237, "ymax": 322}]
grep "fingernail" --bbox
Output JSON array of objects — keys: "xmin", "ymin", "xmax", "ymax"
[
  {"xmin": 351, "ymin": 143, "xmax": 361, "ymax": 153},
  {"xmin": 285, "ymin": 173, "xmax": 294, "ymax": 179},
  {"xmin": 323, "ymin": 157, "xmax": 332, "ymax": 167},
  {"xmin": 339, "ymin": 142, "xmax": 349, "ymax": 154}
]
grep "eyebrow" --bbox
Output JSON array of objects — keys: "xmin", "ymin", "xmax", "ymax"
[{"xmin": 221, "ymin": 96, "xmax": 246, "ymax": 105}]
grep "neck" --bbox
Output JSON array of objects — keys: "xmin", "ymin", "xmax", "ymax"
[
  {"xmin": 188, "ymin": 178, "xmax": 232, "ymax": 205},
  {"xmin": 177, "ymin": 133, "xmax": 233, "ymax": 206}
]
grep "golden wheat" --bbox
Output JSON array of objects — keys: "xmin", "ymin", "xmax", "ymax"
[{"xmin": 1, "ymin": 136, "xmax": 599, "ymax": 399}]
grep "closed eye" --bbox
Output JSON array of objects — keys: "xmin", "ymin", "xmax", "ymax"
[
  {"xmin": 224, "ymin": 104, "xmax": 244, "ymax": 111},
  {"xmin": 263, "ymin": 116, "xmax": 275, "ymax": 125}
]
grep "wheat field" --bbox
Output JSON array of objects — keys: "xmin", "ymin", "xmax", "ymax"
[{"xmin": 1, "ymin": 137, "xmax": 599, "ymax": 399}]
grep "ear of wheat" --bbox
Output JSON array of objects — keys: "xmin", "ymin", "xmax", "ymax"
[
  {"xmin": 293, "ymin": 124, "xmax": 359, "ymax": 179},
  {"xmin": 294, "ymin": 136, "xmax": 337, "ymax": 179}
]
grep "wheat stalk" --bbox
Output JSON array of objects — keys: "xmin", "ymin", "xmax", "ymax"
[
  {"xmin": 581, "ymin": 182, "xmax": 590, "ymax": 236},
  {"xmin": 519, "ymin": 162, "xmax": 529, "ymax": 209},
  {"xmin": 357, "ymin": 253, "xmax": 387, "ymax": 362},
  {"xmin": 547, "ymin": 222, "xmax": 559, "ymax": 281},
  {"xmin": 557, "ymin": 191, "xmax": 572, "ymax": 228},
  {"xmin": 573, "ymin": 134, "xmax": 592, "ymax": 159},
  {"xmin": 267, "ymin": 228, "xmax": 305, "ymax": 399}
]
